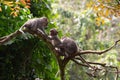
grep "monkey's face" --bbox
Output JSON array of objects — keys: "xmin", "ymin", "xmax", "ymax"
[
  {"xmin": 41, "ymin": 17, "xmax": 48, "ymax": 27},
  {"xmin": 50, "ymin": 29, "xmax": 58, "ymax": 36}
]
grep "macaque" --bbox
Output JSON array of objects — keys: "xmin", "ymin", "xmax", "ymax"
[
  {"xmin": 61, "ymin": 37, "xmax": 78, "ymax": 57},
  {"xmin": 49, "ymin": 29, "xmax": 61, "ymax": 46},
  {"xmin": 49, "ymin": 29, "xmax": 78, "ymax": 57},
  {"xmin": 19, "ymin": 17, "xmax": 48, "ymax": 37},
  {"xmin": 49, "ymin": 29, "xmax": 65, "ymax": 56}
]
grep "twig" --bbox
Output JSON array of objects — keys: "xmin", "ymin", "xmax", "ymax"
[
  {"xmin": 75, "ymin": 55, "xmax": 94, "ymax": 69},
  {"xmin": 68, "ymin": 40, "xmax": 120, "ymax": 59},
  {"xmin": 71, "ymin": 59, "xmax": 89, "ymax": 67},
  {"xmin": 108, "ymin": 66, "xmax": 119, "ymax": 80},
  {"xmin": 87, "ymin": 62, "xmax": 106, "ymax": 67}
]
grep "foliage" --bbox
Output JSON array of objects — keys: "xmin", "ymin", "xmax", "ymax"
[
  {"xmin": 52, "ymin": 0, "xmax": 120, "ymax": 79},
  {"xmin": 86, "ymin": 0, "xmax": 120, "ymax": 26},
  {"xmin": 0, "ymin": 0, "xmax": 58, "ymax": 80},
  {"xmin": 0, "ymin": 37, "xmax": 38, "ymax": 80},
  {"xmin": 0, "ymin": 1, "xmax": 31, "ymax": 36}
]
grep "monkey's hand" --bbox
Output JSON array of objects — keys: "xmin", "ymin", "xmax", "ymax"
[
  {"xmin": 47, "ymin": 36, "xmax": 54, "ymax": 40},
  {"xmin": 37, "ymin": 28, "xmax": 52, "ymax": 40}
]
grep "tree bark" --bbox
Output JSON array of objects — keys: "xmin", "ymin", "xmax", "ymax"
[{"xmin": 59, "ymin": 65, "xmax": 65, "ymax": 80}]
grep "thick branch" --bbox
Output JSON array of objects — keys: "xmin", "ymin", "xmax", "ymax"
[
  {"xmin": 69, "ymin": 40, "xmax": 120, "ymax": 59},
  {"xmin": 80, "ymin": 40, "xmax": 120, "ymax": 55},
  {"xmin": 0, "ymin": 30, "xmax": 22, "ymax": 45}
]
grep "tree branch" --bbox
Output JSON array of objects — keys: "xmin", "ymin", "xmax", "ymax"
[
  {"xmin": 71, "ymin": 59, "xmax": 89, "ymax": 67},
  {"xmin": 0, "ymin": 30, "xmax": 29, "ymax": 45},
  {"xmin": 67, "ymin": 40, "xmax": 120, "ymax": 60}
]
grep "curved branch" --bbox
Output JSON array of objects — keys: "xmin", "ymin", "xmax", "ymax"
[{"xmin": 73, "ymin": 40, "xmax": 120, "ymax": 57}]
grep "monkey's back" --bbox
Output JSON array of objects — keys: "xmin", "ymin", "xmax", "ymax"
[
  {"xmin": 62, "ymin": 37, "xmax": 77, "ymax": 54},
  {"xmin": 23, "ymin": 18, "xmax": 47, "ymax": 31},
  {"xmin": 24, "ymin": 18, "xmax": 40, "ymax": 30}
]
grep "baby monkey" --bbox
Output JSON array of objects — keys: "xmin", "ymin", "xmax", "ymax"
[
  {"xmin": 49, "ymin": 29, "xmax": 61, "ymax": 47},
  {"xmin": 49, "ymin": 29, "xmax": 65, "ymax": 56},
  {"xmin": 19, "ymin": 17, "xmax": 48, "ymax": 37},
  {"xmin": 49, "ymin": 29, "xmax": 78, "ymax": 57}
]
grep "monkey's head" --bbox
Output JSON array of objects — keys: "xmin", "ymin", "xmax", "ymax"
[
  {"xmin": 50, "ymin": 29, "xmax": 58, "ymax": 36},
  {"xmin": 40, "ymin": 17, "xmax": 48, "ymax": 28}
]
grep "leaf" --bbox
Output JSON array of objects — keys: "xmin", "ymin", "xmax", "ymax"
[
  {"xmin": 93, "ymin": 5, "xmax": 98, "ymax": 12},
  {"xmin": 104, "ymin": 9, "xmax": 109, "ymax": 17},
  {"xmin": 101, "ymin": 19, "xmax": 105, "ymax": 25},
  {"xmin": 0, "ymin": 7, "xmax": 2, "ymax": 12},
  {"xmin": 95, "ymin": 21, "xmax": 101, "ymax": 26},
  {"xmin": 20, "ymin": 0, "xmax": 26, "ymax": 5},
  {"xmin": 96, "ymin": 17, "xmax": 101, "ymax": 21},
  {"xmin": 86, "ymin": 1, "xmax": 93, "ymax": 7}
]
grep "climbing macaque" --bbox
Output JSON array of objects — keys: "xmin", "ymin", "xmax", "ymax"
[
  {"xmin": 61, "ymin": 37, "xmax": 78, "ymax": 57},
  {"xmin": 49, "ymin": 29, "xmax": 61, "ymax": 47},
  {"xmin": 49, "ymin": 29, "xmax": 65, "ymax": 56},
  {"xmin": 49, "ymin": 28, "xmax": 78, "ymax": 57},
  {"xmin": 19, "ymin": 17, "xmax": 48, "ymax": 36}
]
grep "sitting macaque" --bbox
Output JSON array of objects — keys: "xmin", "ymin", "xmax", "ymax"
[
  {"xmin": 49, "ymin": 29, "xmax": 61, "ymax": 47},
  {"xmin": 49, "ymin": 29, "xmax": 65, "ymax": 56},
  {"xmin": 19, "ymin": 17, "xmax": 48, "ymax": 37},
  {"xmin": 61, "ymin": 37, "xmax": 78, "ymax": 57},
  {"xmin": 49, "ymin": 29, "xmax": 78, "ymax": 57}
]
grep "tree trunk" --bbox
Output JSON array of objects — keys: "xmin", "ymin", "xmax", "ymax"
[{"xmin": 60, "ymin": 65, "xmax": 65, "ymax": 80}]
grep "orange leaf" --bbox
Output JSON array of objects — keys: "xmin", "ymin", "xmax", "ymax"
[
  {"xmin": 20, "ymin": 0, "xmax": 26, "ymax": 5},
  {"xmin": 26, "ymin": 0, "xmax": 31, "ymax": 3}
]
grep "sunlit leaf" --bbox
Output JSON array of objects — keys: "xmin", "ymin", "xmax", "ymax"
[
  {"xmin": 0, "ymin": 7, "xmax": 2, "ymax": 12},
  {"xmin": 4, "ymin": 1, "xmax": 13, "ymax": 6},
  {"xmin": 87, "ymin": 0, "xmax": 120, "ymax": 19},
  {"xmin": 86, "ymin": 1, "xmax": 93, "ymax": 7},
  {"xmin": 104, "ymin": 9, "xmax": 109, "ymax": 17},
  {"xmin": 20, "ymin": 0, "xmax": 26, "ymax": 5},
  {"xmin": 93, "ymin": 5, "xmax": 98, "ymax": 12},
  {"xmin": 101, "ymin": 19, "xmax": 105, "ymax": 24},
  {"xmin": 96, "ymin": 17, "xmax": 101, "ymax": 21},
  {"xmin": 95, "ymin": 21, "xmax": 101, "ymax": 26}
]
